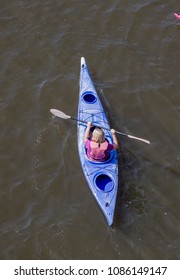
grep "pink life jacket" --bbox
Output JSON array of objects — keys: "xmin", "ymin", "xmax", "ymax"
[{"xmin": 86, "ymin": 140, "xmax": 114, "ymax": 161}]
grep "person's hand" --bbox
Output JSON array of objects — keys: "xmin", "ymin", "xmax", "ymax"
[
  {"xmin": 111, "ymin": 129, "xmax": 116, "ymax": 135},
  {"xmin": 87, "ymin": 122, "xmax": 92, "ymax": 128}
]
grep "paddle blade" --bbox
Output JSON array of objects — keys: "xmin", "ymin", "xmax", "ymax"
[
  {"xmin": 127, "ymin": 135, "xmax": 150, "ymax": 144},
  {"xmin": 50, "ymin": 109, "xmax": 71, "ymax": 119}
]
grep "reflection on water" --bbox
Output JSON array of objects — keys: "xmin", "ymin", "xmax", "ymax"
[{"xmin": 32, "ymin": 122, "xmax": 53, "ymax": 191}]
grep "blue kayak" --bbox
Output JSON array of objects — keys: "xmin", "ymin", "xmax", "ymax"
[{"xmin": 77, "ymin": 57, "xmax": 118, "ymax": 226}]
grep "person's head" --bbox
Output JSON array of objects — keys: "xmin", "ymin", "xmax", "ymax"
[{"xmin": 92, "ymin": 127, "xmax": 105, "ymax": 144}]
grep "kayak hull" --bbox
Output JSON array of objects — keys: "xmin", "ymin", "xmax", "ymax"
[{"xmin": 77, "ymin": 57, "xmax": 118, "ymax": 226}]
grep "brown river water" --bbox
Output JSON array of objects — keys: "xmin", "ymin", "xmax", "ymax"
[{"xmin": 0, "ymin": 0, "xmax": 180, "ymax": 260}]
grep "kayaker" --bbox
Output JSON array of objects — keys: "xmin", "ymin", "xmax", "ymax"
[{"xmin": 84, "ymin": 122, "xmax": 119, "ymax": 162}]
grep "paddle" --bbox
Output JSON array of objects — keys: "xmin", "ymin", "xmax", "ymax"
[{"xmin": 50, "ymin": 109, "xmax": 150, "ymax": 144}]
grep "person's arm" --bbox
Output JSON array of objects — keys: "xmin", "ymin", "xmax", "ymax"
[
  {"xmin": 111, "ymin": 129, "xmax": 119, "ymax": 150},
  {"xmin": 84, "ymin": 122, "xmax": 92, "ymax": 143}
]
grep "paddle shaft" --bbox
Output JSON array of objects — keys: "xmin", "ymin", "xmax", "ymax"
[
  {"xmin": 70, "ymin": 116, "xmax": 150, "ymax": 143},
  {"xmin": 50, "ymin": 109, "xmax": 150, "ymax": 144},
  {"xmin": 71, "ymin": 116, "xmax": 111, "ymax": 131}
]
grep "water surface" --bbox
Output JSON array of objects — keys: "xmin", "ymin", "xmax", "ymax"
[{"xmin": 0, "ymin": 0, "xmax": 180, "ymax": 259}]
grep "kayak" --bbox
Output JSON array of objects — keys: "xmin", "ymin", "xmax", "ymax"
[
  {"xmin": 77, "ymin": 57, "xmax": 118, "ymax": 226},
  {"xmin": 174, "ymin": 12, "xmax": 180, "ymax": 20}
]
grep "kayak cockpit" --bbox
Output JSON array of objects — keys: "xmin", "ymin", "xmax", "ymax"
[
  {"xmin": 85, "ymin": 149, "xmax": 114, "ymax": 163},
  {"xmin": 94, "ymin": 173, "xmax": 114, "ymax": 193},
  {"xmin": 82, "ymin": 91, "xmax": 97, "ymax": 104}
]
